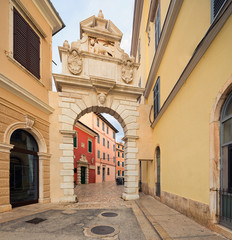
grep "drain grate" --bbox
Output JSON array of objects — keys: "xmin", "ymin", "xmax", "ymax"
[
  {"xmin": 91, "ymin": 225, "xmax": 115, "ymax": 235},
  {"xmin": 101, "ymin": 212, "xmax": 118, "ymax": 217},
  {"xmin": 26, "ymin": 217, "xmax": 47, "ymax": 224}
]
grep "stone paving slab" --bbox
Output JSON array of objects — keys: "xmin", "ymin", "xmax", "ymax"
[
  {"xmin": 137, "ymin": 194, "xmax": 229, "ymax": 240},
  {"xmin": 0, "ymin": 208, "xmax": 146, "ymax": 240}
]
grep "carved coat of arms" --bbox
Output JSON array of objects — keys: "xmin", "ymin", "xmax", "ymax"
[
  {"xmin": 122, "ymin": 60, "xmax": 134, "ymax": 84},
  {"xmin": 68, "ymin": 49, "xmax": 82, "ymax": 75}
]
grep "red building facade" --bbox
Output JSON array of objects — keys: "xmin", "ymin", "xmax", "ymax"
[{"xmin": 74, "ymin": 121, "xmax": 97, "ymax": 184}]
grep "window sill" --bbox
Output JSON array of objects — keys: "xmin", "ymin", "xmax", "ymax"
[{"xmin": 5, "ymin": 52, "xmax": 45, "ymax": 87}]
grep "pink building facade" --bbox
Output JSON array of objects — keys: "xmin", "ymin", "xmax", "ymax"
[
  {"xmin": 116, "ymin": 142, "xmax": 125, "ymax": 178},
  {"xmin": 80, "ymin": 113, "xmax": 118, "ymax": 183}
]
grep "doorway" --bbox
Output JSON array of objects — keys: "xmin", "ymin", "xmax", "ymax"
[
  {"xmin": 10, "ymin": 129, "xmax": 39, "ymax": 207},
  {"xmin": 81, "ymin": 167, "xmax": 86, "ymax": 184},
  {"xmin": 102, "ymin": 167, "xmax": 105, "ymax": 182},
  {"xmin": 156, "ymin": 147, "xmax": 161, "ymax": 197}
]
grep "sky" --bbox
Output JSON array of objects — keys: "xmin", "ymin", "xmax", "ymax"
[{"xmin": 51, "ymin": 0, "xmax": 135, "ymax": 142}]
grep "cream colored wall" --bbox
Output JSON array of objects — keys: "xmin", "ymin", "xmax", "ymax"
[
  {"xmin": 0, "ymin": 0, "xmax": 53, "ymax": 107},
  {"xmin": 49, "ymin": 92, "xmax": 64, "ymax": 202},
  {"xmin": 144, "ymin": 14, "xmax": 232, "ymax": 205},
  {"xmin": 148, "ymin": 0, "xmax": 210, "ymax": 107}
]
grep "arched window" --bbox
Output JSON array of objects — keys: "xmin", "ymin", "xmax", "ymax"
[
  {"xmin": 156, "ymin": 147, "xmax": 161, "ymax": 197},
  {"xmin": 221, "ymin": 93, "xmax": 232, "ymax": 192},
  {"xmin": 10, "ymin": 129, "xmax": 39, "ymax": 207}
]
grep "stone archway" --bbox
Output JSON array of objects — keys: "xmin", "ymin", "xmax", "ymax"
[
  {"xmin": 50, "ymin": 11, "xmax": 144, "ymax": 202},
  {"xmin": 2, "ymin": 115, "xmax": 50, "ymax": 207},
  {"xmin": 209, "ymin": 77, "xmax": 232, "ymax": 223}
]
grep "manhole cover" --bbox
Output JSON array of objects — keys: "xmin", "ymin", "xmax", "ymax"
[
  {"xmin": 101, "ymin": 212, "xmax": 118, "ymax": 217},
  {"xmin": 91, "ymin": 225, "xmax": 115, "ymax": 235},
  {"xmin": 26, "ymin": 218, "xmax": 47, "ymax": 224}
]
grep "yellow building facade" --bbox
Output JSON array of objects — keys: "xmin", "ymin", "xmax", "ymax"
[
  {"xmin": 132, "ymin": 0, "xmax": 232, "ymax": 232},
  {"xmin": 0, "ymin": 0, "xmax": 64, "ymax": 212}
]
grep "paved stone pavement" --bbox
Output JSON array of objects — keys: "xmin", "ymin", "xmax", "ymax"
[
  {"xmin": 0, "ymin": 182, "xmax": 159, "ymax": 240},
  {"xmin": 0, "ymin": 182, "xmax": 231, "ymax": 240}
]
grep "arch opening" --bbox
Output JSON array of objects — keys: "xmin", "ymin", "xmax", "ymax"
[{"xmin": 10, "ymin": 129, "xmax": 39, "ymax": 207}]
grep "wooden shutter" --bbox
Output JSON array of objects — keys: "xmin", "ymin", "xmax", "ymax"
[
  {"xmin": 14, "ymin": 8, "xmax": 27, "ymax": 69},
  {"xmin": 155, "ymin": 4, "xmax": 161, "ymax": 51},
  {"xmin": 213, "ymin": 0, "xmax": 226, "ymax": 19},
  {"xmin": 13, "ymin": 8, "xmax": 40, "ymax": 79}
]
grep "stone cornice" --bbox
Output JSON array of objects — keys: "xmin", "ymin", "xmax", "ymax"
[
  {"xmin": 144, "ymin": 0, "xmax": 183, "ymax": 98},
  {"xmin": 32, "ymin": 0, "xmax": 65, "ymax": 36},
  {"xmin": 0, "ymin": 73, "xmax": 54, "ymax": 114},
  {"xmin": 59, "ymin": 130, "xmax": 76, "ymax": 137},
  {"xmin": 130, "ymin": 0, "xmax": 144, "ymax": 57},
  {"xmin": 151, "ymin": 0, "xmax": 232, "ymax": 128},
  {"xmin": 0, "ymin": 143, "xmax": 14, "ymax": 153}
]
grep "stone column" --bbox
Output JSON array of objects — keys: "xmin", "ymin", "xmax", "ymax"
[
  {"xmin": 122, "ymin": 136, "xmax": 139, "ymax": 200},
  {"xmin": 77, "ymin": 164, "xmax": 81, "ymax": 185},
  {"xmin": 38, "ymin": 152, "xmax": 51, "ymax": 203},
  {"xmin": 86, "ymin": 167, "xmax": 89, "ymax": 184},
  {"xmin": 0, "ymin": 143, "xmax": 13, "ymax": 212},
  {"xmin": 59, "ymin": 130, "xmax": 77, "ymax": 202}
]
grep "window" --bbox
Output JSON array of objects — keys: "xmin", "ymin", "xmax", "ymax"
[
  {"xmin": 122, "ymin": 146, "xmax": 124, "ymax": 150},
  {"xmin": 103, "ymin": 152, "xmax": 105, "ymax": 160},
  {"xmin": 107, "ymin": 154, "xmax": 109, "ymax": 161},
  {"xmin": 118, "ymin": 145, "xmax": 120, "ymax": 149},
  {"xmin": 113, "ymin": 156, "xmax": 115, "ymax": 163},
  {"xmin": 122, "ymin": 171, "xmax": 124, "ymax": 176},
  {"xmin": 88, "ymin": 140, "xmax": 92, "ymax": 153},
  {"xmin": 97, "ymin": 150, "xmax": 100, "ymax": 158},
  {"xmin": 107, "ymin": 168, "xmax": 110, "ymax": 175},
  {"xmin": 113, "ymin": 144, "xmax": 115, "ymax": 151},
  {"xmin": 153, "ymin": 77, "xmax": 160, "ymax": 119},
  {"xmin": 118, "ymin": 170, "xmax": 120, "ymax": 176},
  {"xmin": 107, "ymin": 140, "xmax": 109, "ymax": 148},
  {"xmin": 155, "ymin": 3, "xmax": 161, "ymax": 51},
  {"xmin": 73, "ymin": 136, "xmax": 77, "ymax": 148},
  {"xmin": 97, "ymin": 118, "xmax": 99, "ymax": 127},
  {"xmin": 118, "ymin": 161, "xmax": 120, "ymax": 167},
  {"xmin": 102, "ymin": 122, "xmax": 105, "ymax": 131},
  {"xmin": 122, "ymin": 153, "xmax": 124, "ymax": 158},
  {"xmin": 97, "ymin": 166, "xmax": 100, "ymax": 175},
  {"xmin": 107, "ymin": 127, "xmax": 109, "ymax": 134},
  {"xmin": 138, "ymin": 77, "xmax": 142, "ymax": 103},
  {"xmin": 118, "ymin": 152, "xmax": 120, "ymax": 157},
  {"xmin": 113, "ymin": 132, "xmax": 115, "ymax": 139},
  {"xmin": 122, "ymin": 162, "xmax": 124, "ymax": 167},
  {"xmin": 211, "ymin": 0, "xmax": 226, "ymax": 21},
  {"xmin": 97, "ymin": 135, "xmax": 100, "ymax": 144},
  {"xmin": 13, "ymin": 8, "xmax": 40, "ymax": 79},
  {"xmin": 103, "ymin": 138, "xmax": 105, "ymax": 146}
]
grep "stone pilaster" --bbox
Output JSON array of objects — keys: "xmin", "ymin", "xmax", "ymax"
[
  {"xmin": 121, "ymin": 135, "xmax": 139, "ymax": 200},
  {"xmin": 59, "ymin": 130, "xmax": 77, "ymax": 202},
  {"xmin": 0, "ymin": 143, "xmax": 13, "ymax": 212},
  {"xmin": 38, "ymin": 152, "xmax": 51, "ymax": 203}
]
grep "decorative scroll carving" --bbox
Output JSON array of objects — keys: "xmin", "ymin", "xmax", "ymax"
[
  {"xmin": 68, "ymin": 49, "xmax": 82, "ymax": 75},
  {"xmin": 80, "ymin": 154, "xmax": 87, "ymax": 162},
  {"xmin": 121, "ymin": 54, "xmax": 134, "ymax": 84},
  {"xmin": 25, "ymin": 114, "xmax": 35, "ymax": 129}
]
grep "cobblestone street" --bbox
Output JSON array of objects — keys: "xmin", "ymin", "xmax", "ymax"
[{"xmin": 74, "ymin": 182, "xmax": 126, "ymax": 208}]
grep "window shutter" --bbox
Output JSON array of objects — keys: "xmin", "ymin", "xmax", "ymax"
[
  {"xmin": 14, "ymin": 8, "xmax": 27, "ymax": 69},
  {"xmin": 213, "ymin": 0, "xmax": 226, "ymax": 19},
  {"xmin": 28, "ymin": 27, "xmax": 40, "ymax": 79},
  {"xmin": 13, "ymin": 8, "xmax": 40, "ymax": 79},
  {"xmin": 155, "ymin": 4, "xmax": 161, "ymax": 51}
]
